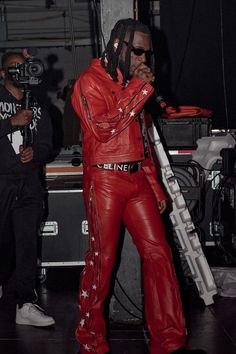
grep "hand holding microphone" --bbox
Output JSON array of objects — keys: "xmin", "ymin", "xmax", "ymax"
[
  {"xmin": 133, "ymin": 63, "xmax": 155, "ymax": 85},
  {"xmin": 133, "ymin": 63, "xmax": 167, "ymax": 110},
  {"xmin": 153, "ymin": 89, "xmax": 167, "ymax": 110}
]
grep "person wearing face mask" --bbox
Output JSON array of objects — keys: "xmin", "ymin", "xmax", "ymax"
[
  {"xmin": 71, "ymin": 18, "xmax": 207, "ymax": 354},
  {"xmin": 0, "ymin": 51, "xmax": 55, "ymax": 327}
]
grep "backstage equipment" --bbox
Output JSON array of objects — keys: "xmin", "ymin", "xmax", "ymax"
[
  {"xmin": 197, "ymin": 160, "xmax": 222, "ymax": 247},
  {"xmin": 192, "ymin": 134, "xmax": 236, "ymax": 248},
  {"xmin": 149, "ymin": 124, "xmax": 217, "ymax": 306},
  {"xmin": 39, "ymin": 146, "xmax": 86, "ymax": 267},
  {"xmin": 166, "ymin": 131, "xmax": 236, "ymax": 269},
  {"xmin": 157, "ymin": 112, "xmax": 236, "ymax": 254},
  {"xmin": 157, "ymin": 117, "xmax": 211, "ymax": 150},
  {"xmin": 193, "ymin": 134, "xmax": 236, "ymax": 267},
  {"xmin": 191, "ymin": 134, "xmax": 236, "ymax": 178},
  {"xmin": 39, "ymin": 174, "xmax": 87, "ymax": 267},
  {"xmin": 170, "ymin": 163, "xmax": 203, "ymax": 222},
  {"xmin": 45, "ymin": 145, "xmax": 83, "ymax": 176},
  {"xmin": 219, "ymin": 177, "xmax": 236, "ymax": 252}
]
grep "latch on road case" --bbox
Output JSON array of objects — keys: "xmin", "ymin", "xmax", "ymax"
[
  {"xmin": 82, "ymin": 220, "xmax": 88, "ymax": 235},
  {"xmin": 39, "ymin": 221, "xmax": 58, "ymax": 236}
]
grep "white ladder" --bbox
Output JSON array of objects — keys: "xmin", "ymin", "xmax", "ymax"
[{"xmin": 149, "ymin": 124, "xmax": 217, "ymax": 305}]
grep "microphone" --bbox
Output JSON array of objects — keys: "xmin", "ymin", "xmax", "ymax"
[{"xmin": 153, "ymin": 89, "xmax": 167, "ymax": 111}]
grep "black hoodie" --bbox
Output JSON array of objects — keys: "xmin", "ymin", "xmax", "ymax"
[{"xmin": 0, "ymin": 86, "xmax": 52, "ymax": 175}]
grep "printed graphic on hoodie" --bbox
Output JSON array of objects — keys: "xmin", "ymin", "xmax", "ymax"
[{"xmin": 0, "ymin": 100, "xmax": 41, "ymax": 154}]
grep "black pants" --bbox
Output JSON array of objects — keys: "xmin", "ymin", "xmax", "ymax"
[{"xmin": 0, "ymin": 172, "xmax": 44, "ymax": 306}]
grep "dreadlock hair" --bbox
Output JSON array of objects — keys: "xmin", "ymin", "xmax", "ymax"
[{"xmin": 101, "ymin": 18, "xmax": 154, "ymax": 87}]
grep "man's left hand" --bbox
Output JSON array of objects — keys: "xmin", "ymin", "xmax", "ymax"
[
  {"xmin": 19, "ymin": 145, "xmax": 34, "ymax": 163},
  {"xmin": 158, "ymin": 200, "xmax": 167, "ymax": 214}
]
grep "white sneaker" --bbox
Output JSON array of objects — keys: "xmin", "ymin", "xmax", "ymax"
[
  {"xmin": 0, "ymin": 285, "xmax": 2, "ymax": 299},
  {"xmin": 16, "ymin": 303, "xmax": 55, "ymax": 327}
]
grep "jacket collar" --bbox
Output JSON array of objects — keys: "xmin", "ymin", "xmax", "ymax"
[{"xmin": 91, "ymin": 58, "xmax": 124, "ymax": 86}]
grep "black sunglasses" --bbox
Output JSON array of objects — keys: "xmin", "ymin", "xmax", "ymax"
[{"xmin": 123, "ymin": 41, "xmax": 153, "ymax": 57}]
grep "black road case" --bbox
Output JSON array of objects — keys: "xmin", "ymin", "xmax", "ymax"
[
  {"xmin": 39, "ymin": 176, "xmax": 88, "ymax": 267},
  {"xmin": 157, "ymin": 117, "xmax": 211, "ymax": 149}
]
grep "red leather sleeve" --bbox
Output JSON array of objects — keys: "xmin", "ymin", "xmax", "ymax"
[{"xmin": 71, "ymin": 73, "xmax": 154, "ymax": 143}]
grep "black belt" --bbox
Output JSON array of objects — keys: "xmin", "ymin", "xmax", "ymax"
[{"xmin": 95, "ymin": 162, "xmax": 142, "ymax": 173}]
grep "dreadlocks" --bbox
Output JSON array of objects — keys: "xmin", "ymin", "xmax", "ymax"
[{"xmin": 101, "ymin": 18, "xmax": 154, "ymax": 87}]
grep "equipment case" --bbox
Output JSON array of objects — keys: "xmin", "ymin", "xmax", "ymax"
[
  {"xmin": 157, "ymin": 117, "xmax": 211, "ymax": 149},
  {"xmin": 39, "ymin": 176, "xmax": 88, "ymax": 267}
]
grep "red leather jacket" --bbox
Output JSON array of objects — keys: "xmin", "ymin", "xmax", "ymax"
[{"xmin": 71, "ymin": 58, "xmax": 166, "ymax": 201}]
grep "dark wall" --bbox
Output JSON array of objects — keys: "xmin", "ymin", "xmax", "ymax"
[{"xmin": 159, "ymin": 0, "xmax": 236, "ymax": 129}]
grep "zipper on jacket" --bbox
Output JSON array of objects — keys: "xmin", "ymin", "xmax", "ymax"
[{"xmin": 81, "ymin": 94, "xmax": 92, "ymax": 121}]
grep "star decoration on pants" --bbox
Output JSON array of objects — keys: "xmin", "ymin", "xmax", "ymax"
[
  {"xmin": 83, "ymin": 343, "xmax": 90, "ymax": 351},
  {"xmin": 81, "ymin": 290, "xmax": 89, "ymax": 299},
  {"xmin": 80, "ymin": 318, "xmax": 85, "ymax": 327}
]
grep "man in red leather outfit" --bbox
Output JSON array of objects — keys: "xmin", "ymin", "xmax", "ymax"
[{"xmin": 71, "ymin": 18, "xmax": 206, "ymax": 354}]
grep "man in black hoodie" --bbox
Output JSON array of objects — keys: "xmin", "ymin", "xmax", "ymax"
[{"xmin": 0, "ymin": 51, "xmax": 55, "ymax": 326}]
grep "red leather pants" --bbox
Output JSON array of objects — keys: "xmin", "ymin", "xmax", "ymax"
[{"xmin": 76, "ymin": 167, "xmax": 186, "ymax": 354}]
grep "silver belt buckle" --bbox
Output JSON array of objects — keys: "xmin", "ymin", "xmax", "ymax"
[{"xmin": 129, "ymin": 162, "xmax": 140, "ymax": 173}]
